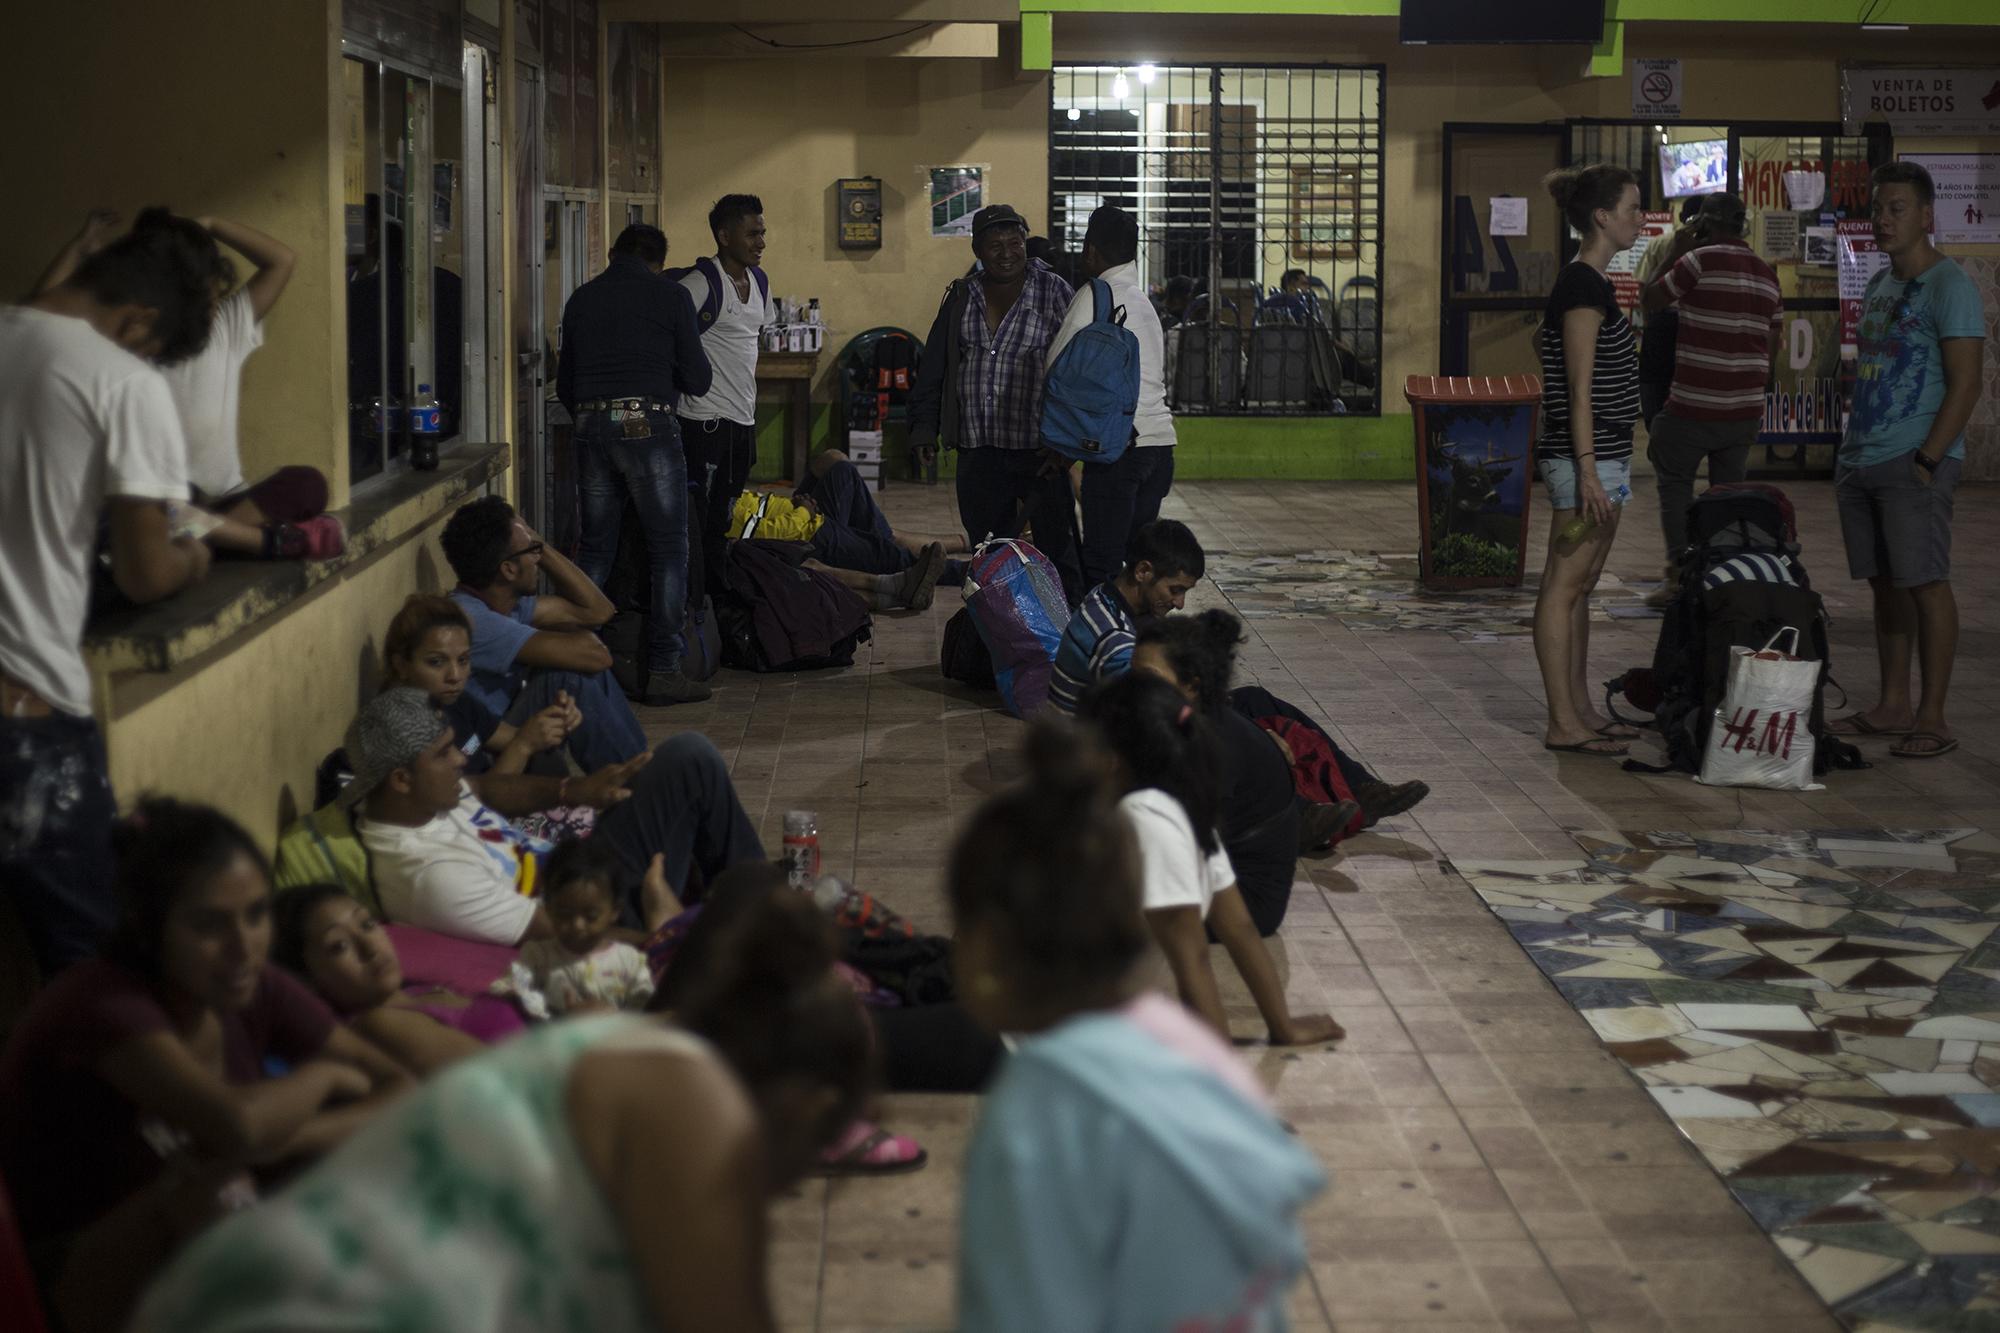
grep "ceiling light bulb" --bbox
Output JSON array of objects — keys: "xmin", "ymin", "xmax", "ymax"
[
  {"xmin": 1067, "ymin": 106, "xmax": 1081, "ymax": 121},
  {"xmin": 1111, "ymin": 73, "xmax": 1131, "ymax": 100},
  {"xmin": 1138, "ymin": 63, "xmax": 1158, "ymax": 84}
]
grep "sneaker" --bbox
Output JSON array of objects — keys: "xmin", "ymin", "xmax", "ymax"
[
  {"xmin": 641, "ymin": 671, "xmax": 712, "ymax": 706},
  {"xmin": 1298, "ymin": 799, "xmax": 1361, "ymax": 853},
  {"xmin": 1354, "ymin": 780, "xmax": 1429, "ymax": 828},
  {"xmin": 895, "ymin": 542, "xmax": 947, "ymax": 612},
  {"xmin": 268, "ymin": 515, "xmax": 347, "ymax": 561}
]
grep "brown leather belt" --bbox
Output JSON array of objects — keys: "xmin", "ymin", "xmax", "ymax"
[{"xmin": 1, "ymin": 672, "xmax": 54, "ymax": 720}]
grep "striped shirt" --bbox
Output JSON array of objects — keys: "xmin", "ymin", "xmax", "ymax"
[
  {"xmin": 958, "ymin": 260, "xmax": 1074, "ymax": 452},
  {"xmin": 1657, "ymin": 239, "xmax": 1782, "ymax": 422},
  {"xmin": 1049, "ymin": 581, "xmax": 1138, "ymax": 715},
  {"xmin": 1700, "ymin": 552, "xmax": 1798, "ymax": 591},
  {"xmin": 1536, "ymin": 263, "xmax": 1640, "ymax": 463}
]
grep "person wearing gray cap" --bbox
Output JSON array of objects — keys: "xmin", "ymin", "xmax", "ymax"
[
  {"xmin": 1640, "ymin": 191, "xmax": 1782, "ymax": 591},
  {"xmin": 908, "ymin": 203, "xmax": 1085, "ymax": 605},
  {"xmin": 341, "ymin": 687, "xmax": 762, "ymax": 946}
]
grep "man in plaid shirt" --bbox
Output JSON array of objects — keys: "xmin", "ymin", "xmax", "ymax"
[{"xmin": 910, "ymin": 204, "xmax": 1084, "ymax": 605}]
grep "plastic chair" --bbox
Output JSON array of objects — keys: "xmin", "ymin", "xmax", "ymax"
[{"xmin": 836, "ymin": 326, "xmax": 929, "ymax": 484}]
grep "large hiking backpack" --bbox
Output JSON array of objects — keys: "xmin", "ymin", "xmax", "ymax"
[
  {"xmin": 717, "ymin": 539, "xmax": 872, "ymax": 672},
  {"xmin": 665, "ymin": 255, "xmax": 769, "ymax": 329},
  {"xmin": 1640, "ymin": 483, "xmax": 1853, "ymax": 776},
  {"xmin": 1040, "ymin": 278, "xmax": 1142, "ymax": 465},
  {"xmin": 962, "ymin": 537, "xmax": 1070, "ymax": 717},
  {"xmin": 602, "ymin": 493, "xmax": 721, "ymax": 690}
]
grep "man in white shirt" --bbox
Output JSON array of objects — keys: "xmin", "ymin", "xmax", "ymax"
[
  {"xmin": 677, "ymin": 194, "xmax": 773, "ymax": 599},
  {"xmin": 346, "ymin": 687, "xmax": 764, "ymax": 947},
  {"xmin": 1044, "ymin": 206, "xmax": 1177, "ymax": 588},
  {"xmin": 1, "ymin": 211, "xmax": 221, "ymax": 973}
]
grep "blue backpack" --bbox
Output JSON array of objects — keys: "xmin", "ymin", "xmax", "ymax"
[
  {"xmin": 1040, "ymin": 278, "xmax": 1141, "ymax": 465},
  {"xmin": 665, "ymin": 255, "xmax": 769, "ymax": 328}
]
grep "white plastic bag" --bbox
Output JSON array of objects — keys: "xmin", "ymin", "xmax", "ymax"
[{"xmin": 1696, "ymin": 629, "xmax": 1823, "ymax": 791}]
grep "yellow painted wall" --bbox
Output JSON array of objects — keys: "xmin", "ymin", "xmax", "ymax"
[
  {"xmin": 104, "ymin": 521, "xmax": 459, "ymax": 848},
  {"xmin": 659, "ymin": 54, "xmax": 1052, "ymax": 400},
  {"xmin": 1, "ymin": 0, "xmax": 347, "ymax": 501}
]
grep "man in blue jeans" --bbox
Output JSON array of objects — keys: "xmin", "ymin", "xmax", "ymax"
[
  {"xmin": 558, "ymin": 223, "xmax": 713, "ymax": 704},
  {"xmin": 444, "ymin": 496, "xmax": 649, "ymax": 772}
]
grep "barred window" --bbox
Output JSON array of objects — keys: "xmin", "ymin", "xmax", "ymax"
[{"xmin": 1050, "ymin": 64, "xmax": 1385, "ymax": 417}]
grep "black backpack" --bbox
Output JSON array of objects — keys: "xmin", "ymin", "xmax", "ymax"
[
  {"xmin": 1637, "ymin": 485, "xmax": 1858, "ymax": 776},
  {"xmin": 871, "ymin": 333, "xmax": 918, "ymax": 394},
  {"xmin": 939, "ymin": 606, "xmax": 995, "ymax": 690}
]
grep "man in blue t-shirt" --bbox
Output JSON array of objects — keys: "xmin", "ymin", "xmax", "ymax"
[
  {"xmin": 1832, "ymin": 161, "xmax": 1987, "ymax": 761},
  {"xmin": 441, "ymin": 496, "xmax": 648, "ymax": 774}
]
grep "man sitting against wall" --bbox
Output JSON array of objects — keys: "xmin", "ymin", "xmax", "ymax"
[
  {"xmin": 0, "ymin": 211, "xmax": 221, "ymax": 977},
  {"xmin": 443, "ymin": 495, "xmax": 650, "ymax": 772}
]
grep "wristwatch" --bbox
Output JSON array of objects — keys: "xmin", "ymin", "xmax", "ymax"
[{"xmin": 1913, "ymin": 452, "xmax": 1939, "ymax": 473}]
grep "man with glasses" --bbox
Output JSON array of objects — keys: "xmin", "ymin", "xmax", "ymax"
[
  {"xmin": 443, "ymin": 495, "xmax": 649, "ymax": 773},
  {"xmin": 1831, "ymin": 160, "xmax": 1986, "ymax": 761}
]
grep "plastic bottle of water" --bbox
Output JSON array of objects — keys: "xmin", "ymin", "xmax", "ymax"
[
  {"xmin": 1557, "ymin": 482, "xmax": 1632, "ymax": 544},
  {"xmin": 782, "ymin": 810, "xmax": 820, "ymax": 889},
  {"xmin": 409, "ymin": 384, "xmax": 443, "ymax": 471}
]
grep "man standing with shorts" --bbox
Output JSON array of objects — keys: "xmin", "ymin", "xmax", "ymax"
[{"xmin": 1832, "ymin": 161, "xmax": 1986, "ymax": 760}]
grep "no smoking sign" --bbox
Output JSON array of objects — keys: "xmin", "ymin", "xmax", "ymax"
[{"xmin": 1633, "ymin": 57, "xmax": 1682, "ymax": 119}]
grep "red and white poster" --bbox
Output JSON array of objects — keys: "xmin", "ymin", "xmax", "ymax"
[
  {"xmin": 1837, "ymin": 219, "xmax": 1889, "ymax": 355},
  {"xmin": 1608, "ymin": 211, "xmax": 1677, "ymax": 316}
]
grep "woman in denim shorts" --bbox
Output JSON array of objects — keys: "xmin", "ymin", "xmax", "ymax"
[{"xmin": 1532, "ymin": 165, "xmax": 1644, "ymax": 757}]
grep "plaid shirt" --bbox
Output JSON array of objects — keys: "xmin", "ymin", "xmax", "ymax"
[{"xmin": 957, "ymin": 260, "xmax": 1073, "ymax": 452}]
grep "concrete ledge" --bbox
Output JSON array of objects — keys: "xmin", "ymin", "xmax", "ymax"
[{"xmin": 85, "ymin": 443, "xmax": 509, "ymax": 675}]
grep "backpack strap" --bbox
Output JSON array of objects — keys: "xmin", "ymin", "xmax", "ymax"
[
  {"xmin": 691, "ymin": 256, "xmax": 726, "ymax": 328},
  {"xmin": 751, "ymin": 265, "xmax": 770, "ymax": 305},
  {"xmin": 1089, "ymin": 277, "xmax": 1127, "ymax": 328}
]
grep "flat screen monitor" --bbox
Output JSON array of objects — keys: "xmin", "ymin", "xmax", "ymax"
[
  {"xmin": 1399, "ymin": 0, "xmax": 1604, "ymax": 44},
  {"xmin": 1660, "ymin": 139, "xmax": 1730, "ymax": 199}
]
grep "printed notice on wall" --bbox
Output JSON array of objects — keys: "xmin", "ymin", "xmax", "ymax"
[
  {"xmin": 1488, "ymin": 196, "xmax": 1528, "ymax": 237},
  {"xmin": 928, "ymin": 167, "xmax": 984, "ymax": 238},
  {"xmin": 1837, "ymin": 219, "xmax": 1890, "ymax": 354},
  {"xmin": 1632, "ymin": 58, "xmax": 1682, "ymax": 119},
  {"xmin": 1760, "ymin": 212, "xmax": 1801, "ymax": 263},
  {"xmin": 1900, "ymin": 152, "xmax": 2000, "ymax": 245}
]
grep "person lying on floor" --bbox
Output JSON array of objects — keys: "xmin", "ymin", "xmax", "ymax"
[
  {"xmin": 0, "ymin": 799, "xmax": 410, "ymax": 1333},
  {"xmin": 949, "ymin": 722, "xmax": 1324, "ymax": 1333},
  {"xmin": 342, "ymin": 686, "xmax": 763, "ymax": 946},
  {"xmin": 1051, "ymin": 518, "xmax": 1428, "ymax": 841},
  {"xmin": 442, "ymin": 494, "xmax": 652, "ymax": 770},
  {"xmin": 131, "ymin": 878, "xmax": 875, "ymax": 1333},
  {"xmin": 35, "ymin": 208, "xmax": 344, "ymax": 560},
  {"xmin": 1080, "ymin": 673, "xmax": 1345, "ymax": 1049},
  {"xmin": 727, "ymin": 449, "xmax": 956, "ymax": 612}
]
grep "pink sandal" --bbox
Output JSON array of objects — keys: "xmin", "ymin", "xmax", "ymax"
[{"xmin": 814, "ymin": 1118, "xmax": 928, "ymax": 1177}]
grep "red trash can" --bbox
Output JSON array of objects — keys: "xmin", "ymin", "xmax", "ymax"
[{"xmin": 1404, "ymin": 375, "xmax": 1542, "ymax": 590}]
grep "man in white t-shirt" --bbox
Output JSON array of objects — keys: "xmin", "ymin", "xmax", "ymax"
[
  {"xmin": 1, "ymin": 211, "xmax": 221, "ymax": 974},
  {"xmin": 346, "ymin": 687, "xmax": 764, "ymax": 947},
  {"xmin": 676, "ymin": 194, "xmax": 774, "ymax": 599},
  {"xmin": 1044, "ymin": 205, "xmax": 1177, "ymax": 588},
  {"xmin": 35, "ymin": 212, "xmax": 342, "ymax": 562}
]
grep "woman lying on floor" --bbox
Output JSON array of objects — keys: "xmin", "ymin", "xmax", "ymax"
[
  {"xmin": 132, "ymin": 869, "xmax": 873, "ymax": 1333},
  {"xmin": 0, "ymin": 799, "xmax": 410, "ymax": 1333}
]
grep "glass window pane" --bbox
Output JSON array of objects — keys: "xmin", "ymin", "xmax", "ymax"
[{"xmin": 345, "ymin": 57, "xmax": 387, "ymax": 484}]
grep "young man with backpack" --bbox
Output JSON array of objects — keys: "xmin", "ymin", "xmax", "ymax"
[
  {"xmin": 1832, "ymin": 160, "xmax": 1985, "ymax": 760},
  {"xmin": 1043, "ymin": 205, "xmax": 1176, "ymax": 588},
  {"xmin": 675, "ymin": 194, "xmax": 772, "ymax": 600}
]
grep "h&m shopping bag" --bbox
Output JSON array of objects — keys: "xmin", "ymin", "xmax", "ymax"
[{"xmin": 1696, "ymin": 629, "xmax": 1822, "ymax": 791}]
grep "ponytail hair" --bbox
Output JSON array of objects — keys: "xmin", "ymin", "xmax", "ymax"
[
  {"xmin": 948, "ymin": 722, "xmax": 1145, "ymax": 1003},
  {"xmin": 659, "ymin": 863, "xmax": 873, "ymax": 1151},
  {"xmin": 1543, "ymin": 164, "xmax": 1638, "ymax": 236},
  {"xmin": 108, "ymin": 797, "xmax": 272, "ymax": 978},
  {"xmin": 1080, "ymin": 671, "xmax": 1225, "ymax": 855},
  {"xmin": 381, "ymin": 594, "xmax": 473, "ymax": 691},
  {"xmin": 1135, "ymin": 609, "xmax": 1243, "ymax": 718}
]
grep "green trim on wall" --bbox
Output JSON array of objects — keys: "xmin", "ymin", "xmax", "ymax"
[
  {"xmin": 1171, "ymin": 414, "xmax": 1414, "ymax": 480},
  {"xmin": 1023, "ymin": 0, "xmax": 1999, "ymax": 22},
  {"xmin": 1021, "ymin": 10, "xmax": 1053, "ymax": 70},
  {"xmin": 1586, "ymin": 19, "xmax": 1623, "ymax": 78}
]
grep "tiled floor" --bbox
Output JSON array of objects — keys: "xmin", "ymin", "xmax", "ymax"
[{"xmin": 636, "ymin": 467, "xmax": 2000, "ymax": 1332}]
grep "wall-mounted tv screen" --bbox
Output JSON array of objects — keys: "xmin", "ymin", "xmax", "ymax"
[
  {"xmin": 1661, "ymin": 139, "xmax": 1730, "ymax": 199},
  {"xmin": 1399, "ymin": 0, "xmax": 1605, "ymax": 44}
]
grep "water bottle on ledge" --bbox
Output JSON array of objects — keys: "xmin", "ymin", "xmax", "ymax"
[{"xmin": 1557, "ymin": 482, "xmax": 1632, "ymax": 544}]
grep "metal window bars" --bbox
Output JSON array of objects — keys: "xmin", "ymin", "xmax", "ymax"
[{"xmin": 1050, "ymin": 64, "xmax": 1385, "ymax": 416}]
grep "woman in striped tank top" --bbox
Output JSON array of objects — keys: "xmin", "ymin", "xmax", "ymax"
[{"xmin": 1533, "ymin": 165, "xmax": 1646, "ymax": 757}]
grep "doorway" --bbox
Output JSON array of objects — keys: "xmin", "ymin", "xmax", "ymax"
[{"xmin": 1439, "ymin": 124, "xmax": 1568, "ymax": 378}]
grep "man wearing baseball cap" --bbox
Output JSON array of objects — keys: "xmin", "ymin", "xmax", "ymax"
[
  {"xmin": 342, "ymin": 687, "xmax": 762, "ymax": 945},
  {"xmin": 908, "ymin": 203, "xmax": 1084, "ymax": 604}
]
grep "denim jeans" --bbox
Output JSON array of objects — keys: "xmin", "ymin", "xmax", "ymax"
[
  {"xmin": 0, "ymin": 712, "xmax": 117, "ymax": 975},
  {"xmin": 1079, "ymin": 445, "xmax": 1176, "ymax": 587},
  {"xmin": 505, "ymin": 667, "xmax": 649, "ymax": 774},
  {"xmin": 680, "ymin": 416, "xmax": 755, "ymax": 598},
  {"xmin": 800, "ymin": 457, "xmax": 911, "ymax": 576},
  {"xmin": 575, "ymin": 409, "xmax": 688, "ymax": 670},
  {"xmin": 955, "ymin": 447, "xmax": 1084, "ymax": 606},
  {"xmin": 593, "ymin": 732, "xmax": 766, "ymax": 918}
]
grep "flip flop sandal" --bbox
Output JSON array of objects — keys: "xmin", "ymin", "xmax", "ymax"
[
  {"xmin": 1545, "ymin": 739, "xmax": 1629, "ymax": 756},
  {"xmin": 813, "ymin": 1120, "xmax": 929, "ymax": 1178},
  {"xmin": 1830, "ymin": 714, "xmax": 1897, "ymax": 736},
  {"xmin": 1891, "ymin": 732, "xmax": 1960, "ymax": 760},
  {"xmin": 1596, "ymin": 724, "xmax": 1642, "ymax": 740}
]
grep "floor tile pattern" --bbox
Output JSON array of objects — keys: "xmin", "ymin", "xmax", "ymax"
[{"xmin": 1463, "ymin": 829, "xmax": 2000, "ymax": 1327}]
